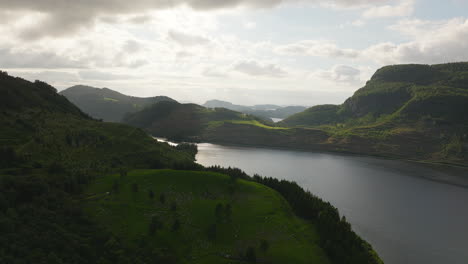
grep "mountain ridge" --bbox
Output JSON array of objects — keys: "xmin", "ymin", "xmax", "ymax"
[{"xmin": 60, "ymin": 85, "xmax": 176, "ymax": 122}]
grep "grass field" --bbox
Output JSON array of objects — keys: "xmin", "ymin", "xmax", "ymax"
[{"xmin": 84, "ymin": 170, "xmax": 330, "ymax": 264}]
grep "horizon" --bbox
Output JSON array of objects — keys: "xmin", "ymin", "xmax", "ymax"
[{"xmin": 2, "ymin": 0, "xmax": 468, "ymax": 105}]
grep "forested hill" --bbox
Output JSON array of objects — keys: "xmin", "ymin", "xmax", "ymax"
[
  {"xmin": 123, "ymin": 100, "xmax": 272, "ymax": 141},
  {"xmin": 60, "ymin": 85, "xmax": 176, "ymax": 122},
  {"xmin": 282, "ymin": 63, "xmax": 468, "ymax": 127}
]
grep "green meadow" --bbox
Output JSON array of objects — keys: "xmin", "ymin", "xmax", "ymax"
[{"xmin": 84, "ymin": 169, "xmax": 330, "ymax": 264}]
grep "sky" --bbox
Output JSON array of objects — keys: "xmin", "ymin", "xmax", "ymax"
[{"xmin": 1, "ymin": 0, "xmax": 468, "ymax": 106}]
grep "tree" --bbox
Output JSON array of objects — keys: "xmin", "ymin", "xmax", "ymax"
[
  {"xmin": 225, "ymin": 204, "xmax": 232, "ymax": 222},
  {"xmin": 215, "ymin": 203, "xmax": 223, "ymax": 222},
  {"xmin": 207, "ymin": 224, "xmax": 217, "ymax": 240},
  {"xmin": 170, "ymin": 202, "xmax": 177, "ymax": 211},
  {"xmin": 148, "ymin": 190, "xmax": 155, "ymax": 200},
  {"xmin": 159, "ymin": 193, "xmax": 166, "ymax": 204},
  {"xmin": 112, "ymin": 181, "xmax": 120, "ymax": 193},
  {"xmin": 172, "ymin": 219, "xmax": 181, "ymax": 232},
  {"xmin": 119, "ymin": 168, "xmax": 127, "ymax": 180},
  {"xmin": 260, "ymin": 239, "xmax": 269, "ymax": 253},
  {"xmin": 245, "ymin": 247, "xmax": 256, "ymax": 262},
  {"xmin": 149, "ymin": 216, "xmax": 163, "ymax": 235},
  {"xmin": 131, "ymin": 183, "xmax": 139, "ymax": 193}
]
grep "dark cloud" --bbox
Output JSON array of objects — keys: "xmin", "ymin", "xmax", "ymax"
[
  {"xmin": 0, "ymin": 0, "xmax": 390, "ymax": 39},
  {"xmin": 0, "ymin": 48, "xmax": 86, "ymax": 68}
]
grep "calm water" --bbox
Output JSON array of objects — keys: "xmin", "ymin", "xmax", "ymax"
[{"xmin": 195, "ymin": 143, "xmax": 468, "ymax": 264}]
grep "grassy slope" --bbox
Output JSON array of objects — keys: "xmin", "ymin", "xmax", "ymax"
[{"xmin": 84, "ymin": 169, "xmax": 331, "ymax": 264}]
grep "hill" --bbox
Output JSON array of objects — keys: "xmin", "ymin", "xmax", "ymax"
[
  {"xmin": 277, "ymin": 63, "xmax": 468, "ymax": 165},
  {"xmin": 85, "ymin": 169, "xmax": 331, "ymax": 264},
  {"xmin": 281, "ymin": 63, "xmax": 468, "ymax": 128},
  {"xmin": 123, "ymin": 101, "xmax": 276, "ymax": 141},
  {"xmin": 60, "ymin": 85, "xmax": 175, "ymax": 122},
  {"xmin": 0, "ymin": 72, "xmax": 196, "ymax": 263},
  {"xmin": 203, "ymin": 99, "xmax": 306, "ymax": 121},
  {"xmin": 132, "ymin": 63, "xmax": 468, "ymax": 166}
]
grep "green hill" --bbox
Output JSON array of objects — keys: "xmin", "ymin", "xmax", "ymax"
[
  {"xmin": 282, "ymin": 63, "xmax": 468, "ymax": 127},
  {"xmin": 60, "ymin": 85, "xmax": 176, "ymax": 122},
  {"xmin": 85, "ymin": 169, "xmax": 331, "ymax": 264},
  {"xmin": 277, "ymin": 63, "xmax": 468, "ymax": 165},
  {"xmin": 123, "ymin": 101, "xmax": 275, "ymax": 141}
]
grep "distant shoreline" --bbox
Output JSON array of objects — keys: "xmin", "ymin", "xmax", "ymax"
[{"xmin": 155, "ymin": 136, "xmax": 468, "ymax": 188}]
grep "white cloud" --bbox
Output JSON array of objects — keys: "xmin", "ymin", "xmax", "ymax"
[
  {"xmin": 362, "ymin": 0, "xmax": 415, "ymax": 19},
  {"xmin": 233, "ymin": 60, "xmax": 287, "ymax": 78},
  {"xmin": 364, "ymin": 17, "xmax": 468, "ymax": 64},
  {"xmin": 168, "ymin": 30, "xmax": 211, "ymax": 46},
  {"xmin": 314, "ymin": 65, "xmax": 362, "ymax": 85},
  {"xmin": 275, "ymin": 40, "xmax": 360, "ymax": 58},
  {"xmin": 79, "ymin": 70, "xmax": 135, "ymax": 81}
]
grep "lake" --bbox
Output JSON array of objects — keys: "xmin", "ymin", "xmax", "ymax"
[{"xmin": 195, "ymin": 143, "xmax": 468, "ymax": 264}]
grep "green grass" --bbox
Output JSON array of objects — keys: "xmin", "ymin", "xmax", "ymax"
[
  {"xmin": 84, "ymin": 169, "xmax": 330, "ymax": 264},
  {"xmin": 103, "ymin": 97, "xmax": 119, "ymax": 102},
  {"xmin": 229, "ymin": 120, "xmax": 289, "ymax": 130}
]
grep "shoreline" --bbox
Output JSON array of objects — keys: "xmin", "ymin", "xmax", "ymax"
[
  {"xmin": 154, "ymin": 135, "xmax": 468, "ymax": 188},
  {"xmin": 211, "ymin": 141, "xmax": 468, "ymax": 188}
]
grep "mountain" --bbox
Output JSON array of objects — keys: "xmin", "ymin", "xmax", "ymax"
[
  {"xmin": 123, "ymin": 100, "xmax": 272, "ymax": 141},
  {"xmin": 203, "ymin": 99, "xmax": 306, "ymax": 120},
  {"xmin": 60, "ymin": 85, "xmax": 175, "ymax": 122},
  {"xmin": 136, "ymin": 63, "xmax": 468, "ymax": 166},
  {"xmin": 281, "ymin": 63, "xmax": 468, "ymax": 128}
]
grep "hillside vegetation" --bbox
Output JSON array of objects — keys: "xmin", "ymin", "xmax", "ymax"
[
  {"xmin": 123, "ymin": 101, "xmax": 274, "ymax": 141},
  {"xmin": 60, "ymin": 85, "xmax": 175, "ymax": 122},
  {"xmin": 0, "ymin": 72, "xmax": 381, "ymax": 264},
  {"xmin": 85, "ymin": 169, "xmax": 331, "ymax": 264},
  {"xmin": 203, "ymin": 99, "xmax": 306, "ymax": 120},
  {"xmin": 279, "ymin": 63, "xmax": 468, "ymax": 165}
]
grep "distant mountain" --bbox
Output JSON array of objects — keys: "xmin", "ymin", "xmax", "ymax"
[
  {"xmin": 203, "ymin": 99, "xmax": 306, "ymax": 120},
  {"xmin": 123, "ymin": 100, "xmax": 270, "ymax": 141},
  {"xmin": 60, "ymin": 85, "xmax": 176, "ymax": 122}
]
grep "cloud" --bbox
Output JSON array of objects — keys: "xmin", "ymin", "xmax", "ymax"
[
  {"xmin": 168, "ymin": 30, "xmax": 211, "ymax": 46},
  {"xmin": 122, "ymin": 39, "xmax": 144, "ymax": 54},
  {"xmin": 233, "ymin": 60, "xmax": 287, "ymax": 78},
  {"xmin": 362, "ymin": 0, "xmax": 415, "ymax": 19},
  {"xmin": 0, "ymin": 48, "xmax": 86, "ymax": 69},
  {"xmin": 314, "ymin": 65, "xmax": 362, "ymax": 85},
  {"xmin": 0, "ymin": 0, "xmax": 394, "ymax": 39},
  {"xmin": 11, "ymin": 71, "xmax": 79, "ymax": 83},
  {"xmin": 275, "ymin": 40, "xmax": 360, "ymax": 58},
  {"xmin": 203, "ymin": 67, "xmax": 229, "ymax": 78},
  {"xmin": 79, "ymin": 70, "xmax": 134, "ymax": 80},
  {"xmin": 364, "ymin": 17, "xmax": 468, "ymax": 64}
]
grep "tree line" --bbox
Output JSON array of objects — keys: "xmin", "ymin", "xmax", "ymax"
[{"xmin": 204, "ymin": 165, "xmax": 383, "ymax": 264}]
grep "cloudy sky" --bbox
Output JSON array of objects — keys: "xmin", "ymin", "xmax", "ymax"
[{"xmin": 1, "ymin": 0, "xmax": 468, "ymax": 106}]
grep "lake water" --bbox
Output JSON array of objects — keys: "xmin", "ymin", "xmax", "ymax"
[{"xmin": 195, "ymin": 143, "xmax": 468, "ymax": 264}]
